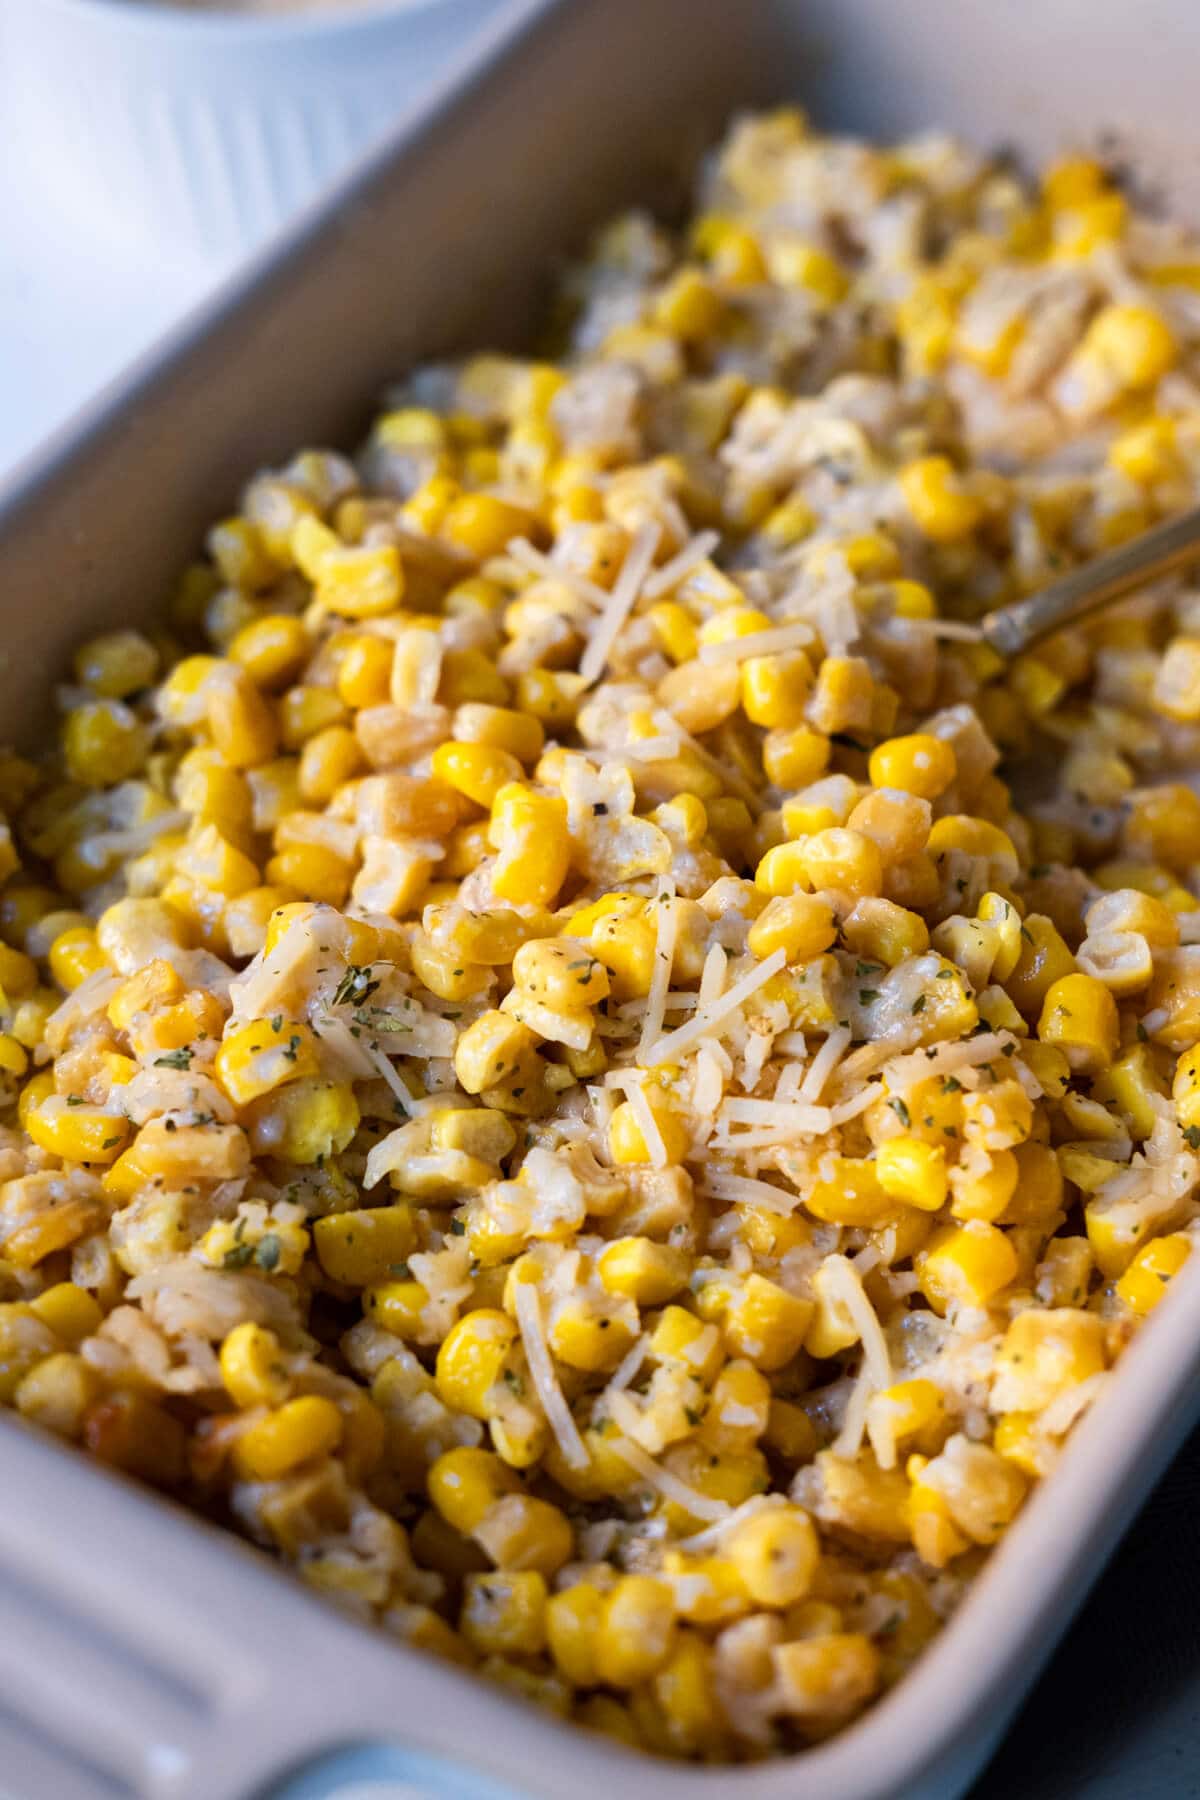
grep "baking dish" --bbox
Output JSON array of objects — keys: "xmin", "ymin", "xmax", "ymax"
[{"xmin": 5, "ymin": 1, "xmax": 1200, "ymax": 1795}]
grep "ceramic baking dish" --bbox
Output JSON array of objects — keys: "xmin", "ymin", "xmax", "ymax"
[{"xmin": 4, "ymin": 2, "xmax": 1200, "ymax": 1795}]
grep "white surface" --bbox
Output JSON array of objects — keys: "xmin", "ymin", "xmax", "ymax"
[
  {"xmin": 3, "ymin": 0, "xmax": 505, "ymax": 259},
  {"xmin": 0, "ymin": 153, "xmax": 230, "ymax": 482}
]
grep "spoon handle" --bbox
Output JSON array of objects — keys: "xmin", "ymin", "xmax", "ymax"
[{"xmin": 981, "ymin": 502, "xmax": 1200, "ymax": 658}]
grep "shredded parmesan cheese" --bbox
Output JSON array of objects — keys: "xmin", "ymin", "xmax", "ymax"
[
  {"xmin": 642, "ymin": 530, "xmax": 721, "ymax": 599},
  {"xmin": 826, "ymin": 1256, "xmax": 892, "ymax": 1461},
  {"xmin": 642, "ymin": 948, "xmax": 786, "ymax": 1067},
  {"xmin": 580, "ymin": 521, "xmax": 662, "ymax": 686},
  {"xmin": 610, "ymin": 1437, "xmax": 731, "ymax": 1523},
  {"xmin": 799, "ymin": 1026, "xmax": 852, "ymax": 1102},
  {"xmin": 513, "ymin": 1281, "xmax": 589, "ymax": 1471},
  {"xmin": 626, "ymin": 1079, "xmax": 669, "ymax": 1168},
  {"xmin": 697, "ymin": 620, "xmax": 817, "ymax": 664},
  {"xmin": 638, "ymin": 895, "xmax": 681, "ymax": 1060}
]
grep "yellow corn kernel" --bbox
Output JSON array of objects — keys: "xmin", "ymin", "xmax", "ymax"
[
  {"xmin": 772, "ymin": 1634, "xmax": 880, "ymax": 1723},
  {"xmin": 808, "ymin": 828, "xmax": 884, "ymax": 903},
  {"xmin": 595, "ymin": 1575, "xmax": 678, "ymax": 1688},
  {"xmin": 451, "ymin": 703, "xmax": 543, "ymax": 766},
  {"xmin": 948, "ymin": 1148, "xmax": 1019, "ymax": 1223},
  {"xmin": 206, "ymin": 670, "xmax": 279, "ymax": 769},
  {"xmin": 18, "ymin": 1070, "xmax": 55, "ymax": 1130},
  {"xmin": 1037, "ymin": 972, "xmax": 1118, "ymax": 1073},
  {"xmin": 29, "ymin": 1282, "xmax": 103, "ymax": 1344},
  {"xmin": 62, "ymin": 700, "xmax": 148, "ymax": 786},
  {"xmin": 653, "ymin": 267, "xmax": 725, "ymax": 340},
  {"xmin": 455, "ymin": 1010, "xmax": 536, "ymax": 1094},
  {"xmin": 215, "ymin": 1017, "xmax": 320, "ymax": 1106},
  {"xmin": 0, "ymin": 942, "xmax": 37, "ymax": 1004},
  {"xmin": 511, "ymin": 937, "xmax": 609, "ymax": 1010},
  {"xmin": 48, "ymin": 926, "xmax": 110, "ymax": 992},
  {"xmin": 312, "ymin": 1205, "xmax": 415, "ymax": 1288},
  {"xmin": 546, "ymin": 1584, "xmax": 605, "ymax": 1687},
  {"xmin": 761, "ymin": 724, "xmax": 830, "ymax": 790},
  {"xmin": 693, "ymin": 1360, "xmax": 769, "ymax": 1453},
  {"xmin": 608, "ymin": 1094, "xmax": 690, "ymax": 1166},
  {"xmin": 729, "ymin": 1506, "xmax": 819, "ymax": 1606},
  {"xmin": 841, "ymin": 898, "xmax": 930, "ymax": 968},
  {"xmin": 760, "ymin": 494, "xmax": 816, "ymax": 549},
  {"xmin": 315, "ymin": 541, "xmax": 404, "ymax": 619},
  {"xmin": 73, "ymin": 629, "xmax": 159, "ymax": 698},
  {"xmin": 514, "ymin": 669, "xmax": 585, "ymax": 730},
  {"xmin": 916, "ymin": 1222, "xmax": 1019, "ymax": 1314},
  {"xmin": 1081, "ymin": 301, "xmax": 1176, "ymax": 389},
  {"xmin": 746, "ymin": 893, "xmax": 837, "ymax": 963},
  {"xmin": 208, "ymin": 515, "xmax": 278, "ymax": 589},
  {"xmin": 650, "ymin": 1305, "xmax": 724, "ymax": 1384},
  {"xmin": 767, "ymin": 237, "xmax": 847, "ymax": 301},
  {"xmin": 297, "ymin": 726, "xmax": 363, "ymax": 805},
  {"xmin": 442, "ymin": 494, "xmax": 536, "ymax": 561},
  {"xmin": 875, "ymin": 1137, "xmax": 947, "ymax": 1212},
  {"xmin": 752, "ymin": 841, "xmax": 808, "ymax": 898},
  {"xmin": 335, "ymin": 635, "xmax": 393, "ymax": 709},
  {"xmin": 264, "ymin": 843, "xmax": 353, "ymax": 908},
  {"xmin": 738, "ymin": 651, "xmax": 813, "ymax": 730},
  {"xmin": 15, "ymin": 1350, "xmax": 98, "ymax": 1439},
  {"xmin": 868, "ymin": 733, "xmax": 956, "ymax": 800},
  {"xmin": 992, "ymin": 1308, "xmax": 1107, "ymax": 1411},
  {"xmin": 647, "ymin": 601, "xmax": 699, "ymax": 665},
  {"xmin": 1043, "ymin": 155, "xmax": 1108, "ymax": 207},
  {"xmin": 219, "ymin": 1321, "xmax": 290, "ymax": 1409},
  {"xmin": 1126, "ymin": 786, "xmax": 1200, "ymax": 875},
  {"xmin": 899, "ymin": 456, "xmax": 981, "ymax": 542},
  {"xmin": 657, "ymin": 659, "xmax": 742, "ymax": 734},
  {"xmin": 598, "ymin": 1237, "xmax": 689, "ymax": 1306},
  {"xmin": 475, "ymin": 1494, "xmax": 573, "ymax": 1575},
  {"xmin": 865, "ymin": 1379, "xmax": 944, "ymax": 1468},
  {"xmin": 722, "ymin": 1274, "xmax": 813, "ymax": 1370},
  {"xmin": 1115, "ymin": 1234, "xmax": 1192, "ymax": 1316},
  {"xmin": 277, "ymin": 691, "xmax": 349, "ymax": 758},
  {"xmin": 427, "ymin": 1445, "xmax": 520, "ymax": 1535},
  {"xmin": 1110, "ymin": 416, "xmax": 1180, "ymax": 486},
  {"xmin": 489, "ymin": 784, "xmax": 570, "ymax": 907},
  {"xmin": 246, "ymin": 1079, "xmax": 359, "ymax": 1164},
  {"xmin": 586, "ymin": 905, "xmax": 658, "ymax": 1001},
  {"xmin": 460, "ymin": 1570, "xmax": 547, "ymax": 1656},
  {"xmin": 1005, "ymin": 913, "xmax": 1078, "ymax": 1015},
  {"xmin": 26, "ymin": 1097, "xmax": 130, "ymax": 1165},
  {"xmin": 232, "ymin": 1395, "xmax": 343, "ymax": 1481},
  {"xmin": 362, "ymin": 1276, "xmax": 428, "ymax": 1338},
  {"xmin": 435, "ymin": 1309, "xmax": 518, "ymax": 1418},
  {"xmin": 805, "ymin": 1157, "xmax": 898, "ymax": 1229},
  {"xmin": 229, "ymin": 614, "xmax": 310, "ymax": 689},
  {"xmin": 992, "ymin": 1413, "xmax": 1047, "ymax": 1481}
]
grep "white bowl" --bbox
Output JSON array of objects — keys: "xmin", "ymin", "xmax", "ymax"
[{"xmin": 2, "ymin": 0, "xmax": 506, "ymax": 260}]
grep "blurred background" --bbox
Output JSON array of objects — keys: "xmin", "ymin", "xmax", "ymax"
[{"xmin": 0, "ymin": 0, "xmax": 506, "ymax": 475}]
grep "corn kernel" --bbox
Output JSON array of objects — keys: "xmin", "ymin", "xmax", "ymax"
[{"xmin": 231, "ymin": 1395, "xmax": 343, "ymax": 1480}]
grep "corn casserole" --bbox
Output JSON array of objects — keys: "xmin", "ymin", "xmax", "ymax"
[{"xmin": 3, "ymin": 111, "xmax": 1200, "ymax": 1759}]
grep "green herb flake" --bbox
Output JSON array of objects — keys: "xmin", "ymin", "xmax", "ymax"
[{"xmin": 255, "ymin": 1233, "xmax": 282, "ymax": 1272}]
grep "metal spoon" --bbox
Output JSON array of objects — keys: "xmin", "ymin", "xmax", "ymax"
[{"xmin": 979, "ymin": 502, "xmax": 1200, "ymax": 658}]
